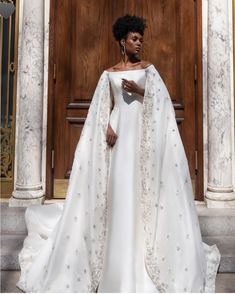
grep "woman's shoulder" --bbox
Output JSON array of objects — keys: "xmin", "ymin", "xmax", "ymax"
[
  {"xmin": 105, "ymin": 60, "xmax": 153, "ymax": 72},
  {"xmin": 140, "ymin": 60, "xmax": 152, "ymax": 69},
  {"xmin": 105, "ymin": 65, "xmax": 118, "ymax": 72},
  {"xmin": 105, "ymin": 62, "xmax": 125, "ymax": 72}
]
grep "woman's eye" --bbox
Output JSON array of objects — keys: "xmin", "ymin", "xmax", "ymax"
[{"xmin": 132, "ymin": 37, "xmax": 143, "ymax": 43}]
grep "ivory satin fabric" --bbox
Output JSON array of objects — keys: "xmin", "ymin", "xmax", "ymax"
[
  {"xmin": 16, "ymin": 65, "xmax": 221, "ymax": 293},
  {"xmin": 98, "ymin": 70, "xmax": 157, "ymax": 292}
]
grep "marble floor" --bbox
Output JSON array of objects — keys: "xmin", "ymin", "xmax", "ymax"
[{"xmin": 1, "ymin": 271, "xmax": 235, "ymax": 293}]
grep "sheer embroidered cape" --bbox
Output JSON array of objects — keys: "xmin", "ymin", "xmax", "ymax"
[{"xmin": 16, "ymin": 65, "xmax": 221, "ymax": 293}]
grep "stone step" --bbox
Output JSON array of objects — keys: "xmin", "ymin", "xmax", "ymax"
[
  {"xmin": 202, "ymin": 236, "xmax": 235, "ymax": 272},
  {"xmin": 1, "ymin": 200, "xmax": 235, "ymax": 237},
  {"xmin": 0, "ymin": 201, "xmax": 27, "ymax": 235},
  {"xmin": 196, "ymin": 203, "xmax": 235, "ymax": 236},
  {"xmin": 1, "ymin": 234, "xmax": 26, "ymax": 270},
  {"xmin": 2, "ymin": 200, "xmax": 235, "ymax": 233},
  {"xmin": 1, "ymin": 201, "xmax": 235, "ymax": 272},
  {"xmin": 0, "ymin": 199, "xmax": 62, "ymax": 234},
  {"xmin": 1, "ymin": 233, "xmax": 235, "ymax": 272}
]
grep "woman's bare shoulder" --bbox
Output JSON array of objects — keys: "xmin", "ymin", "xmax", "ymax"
[
  {"xmin": 105, "ymin": 63, "xmax": 122, "ymax": 72},
  {"xmin": 140, "ymin": 60, "xmax": 152, "ymax": 69},
  {"xmin": 105, "ymin": 67, "xmax": 115, "ymax": 72}
]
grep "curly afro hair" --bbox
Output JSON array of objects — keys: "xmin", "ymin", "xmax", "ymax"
[{"xmin": 112, "ymin": 14, "xmax": 147, "ymax": 41}]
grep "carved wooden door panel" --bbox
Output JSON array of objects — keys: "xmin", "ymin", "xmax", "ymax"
[{"xmin": 47, "ymin": 0, "xmax": 203, "ymax": 200}]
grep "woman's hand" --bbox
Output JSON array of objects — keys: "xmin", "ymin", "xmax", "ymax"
[
  {"xmin": 122, "ymin": 78, "xmax": 145, "ymax": 97},
  {"xmin": 106, "ymin": 123, "xmax": 118, "ymax": 147}
]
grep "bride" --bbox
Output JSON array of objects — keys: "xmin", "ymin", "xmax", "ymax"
[{"xmin": 16, "ymin": 14, "xmax": 221, "ymax": 293}]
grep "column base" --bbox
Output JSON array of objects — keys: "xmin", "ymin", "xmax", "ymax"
[
  {"xmin": 10, "ymin": 189, "xmax": 45, "ymax": 207},
  {"xmin": 9, "ymin": 196, "xmax": 45, "ymax": 207},
  {"xmin": 205, "ymin": 191, "xmax": 235, "ymax": 208}
]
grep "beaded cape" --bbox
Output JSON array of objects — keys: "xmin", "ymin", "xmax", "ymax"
[{"xmin": 16, "ymin": 65, "xmax": 220, "ymax": 293}]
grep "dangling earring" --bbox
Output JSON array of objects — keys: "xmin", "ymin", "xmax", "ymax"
[
  {"xmin": 121, "ymin": 44, "xmax": 126, "ymax": 63},
  {"xmin": 121, "ymin": 44, "xmax": 126, "ymax": 56}
]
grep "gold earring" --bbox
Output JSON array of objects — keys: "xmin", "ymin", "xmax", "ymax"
[{"xmin": 121, "ymin": 44, "xmax": 126, "ymax": 56}]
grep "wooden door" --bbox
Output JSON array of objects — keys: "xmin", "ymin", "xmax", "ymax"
[{"xmin": 47, "ymin": 0, "xmax": 203, "ymax": 200}]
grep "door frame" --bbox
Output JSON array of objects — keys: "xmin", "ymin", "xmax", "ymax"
[
  {"xmin": 46, "ymin": 0, "xmax": 56, "ymax": 199},
  {"xmin": 195, "ymin": 0, "xmax": 203, "ymax": 200},
  {"xmin": 46, "ymin": 0, "xmax": 204, "ymax": 200}
]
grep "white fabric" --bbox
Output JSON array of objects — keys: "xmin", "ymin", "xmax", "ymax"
[
  {"xmin": 16, "ymin": 65, "xmax": 221, "ymax": 293},
  {"xmin": 98, "ymin": 70, "xmax": 157, "ymax": 292}
]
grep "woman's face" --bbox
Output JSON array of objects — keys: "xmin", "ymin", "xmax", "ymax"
[{"xmin": 121, "ymin": 32, "xmax": 143, "ymax": 56}]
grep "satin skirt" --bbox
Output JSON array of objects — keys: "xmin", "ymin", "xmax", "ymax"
[{"xmin": 97, "ymin": 98, "xmax": 158, "ymax": 292}]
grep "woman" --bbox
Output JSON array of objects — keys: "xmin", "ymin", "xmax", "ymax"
[{"xmin": 16, "ymin": 15, "xmax": 221, "ymax": 293}]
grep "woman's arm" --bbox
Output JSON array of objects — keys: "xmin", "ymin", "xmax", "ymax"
[{"xmin": 106, "ymin": 83, "xmax": 118, "ymax": 147}]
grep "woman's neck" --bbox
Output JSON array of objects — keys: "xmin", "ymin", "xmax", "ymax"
[{"xmin": 120, "ymin": 54, "xmax": 141, "ymax": 68}]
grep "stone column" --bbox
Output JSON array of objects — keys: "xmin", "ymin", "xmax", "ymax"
[
  {"xmin": 9, "ymin": 0, "xmax": 45, "ymax": 206},
  {"xmin": 205, "ymin": 0, "xmax": 235, "ymax": 208}
]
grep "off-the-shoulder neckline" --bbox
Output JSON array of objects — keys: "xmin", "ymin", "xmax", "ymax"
[{"xmin": 104, "ymin": 64, "xmax": 153, "ymax": 73}]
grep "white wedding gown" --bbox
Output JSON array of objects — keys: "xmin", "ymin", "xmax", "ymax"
[
  {"xmin": 16, "ymin": 66, "xmax": 221, "ymax": 293},
  {"xmin": 98, "ymin": 70, "xmax": 157, "ymax": 292}
]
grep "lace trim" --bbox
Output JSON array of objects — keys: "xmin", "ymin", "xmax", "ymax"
[
  {"xmin": 88, "ymin": 72, "xmax": 112, "ymax": 291},
  {"xmin": 140, "ymin": 67, "xmax": 168, "ymax": 292}
]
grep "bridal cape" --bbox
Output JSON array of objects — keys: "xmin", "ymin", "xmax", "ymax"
[{"xmin": 16, "ymin": 65, "xmax": 221, "ymax": 293}]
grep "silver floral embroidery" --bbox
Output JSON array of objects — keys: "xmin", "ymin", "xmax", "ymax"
[
  {"xmin": 16, "ymin": 68, "xmax": 221, "ymax": 293},
  {"xmin": 139, "ymin": 67, "xmax": 171, "ymax": 292}
]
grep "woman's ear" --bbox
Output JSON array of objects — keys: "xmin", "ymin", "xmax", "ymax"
[{"xmin": 120, "ymin": 39, "xmax": 125, "ymax": 46}]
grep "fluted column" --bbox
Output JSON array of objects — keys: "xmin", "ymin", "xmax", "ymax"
[
  {"xmin": 205, "ymin": 0, "xmax": 235, "ymax": 207},
  {"xmin": 9, "ymin": 0, "xmax": 45, "ymax": 206}
]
